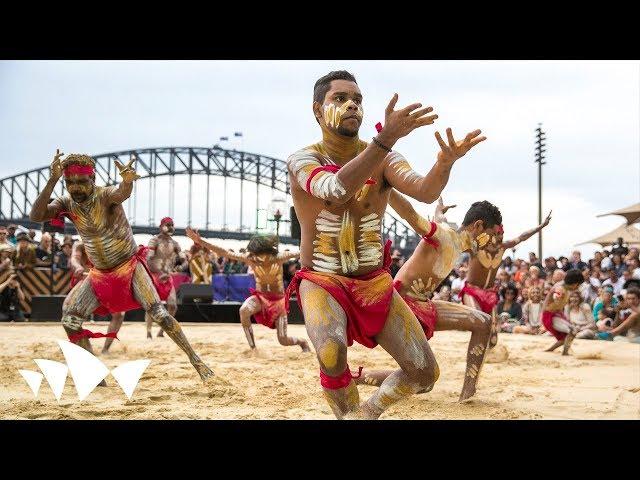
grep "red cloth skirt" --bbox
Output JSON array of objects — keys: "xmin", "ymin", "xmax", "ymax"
[
  {"xmin": 88, "ymin": 246, "xmax": 159, "ymax": 315},
  {"xmin": 249, "ymin": 288, "xmax": 285, "ymax": 329},
  {"xmin": 285, "ymin": 241, "xmax": 393, "ymax": 349},
  {"xmin": 461, "ymin": 282, "xmax": 499, "ymax": 314},
  {"xmin": 393, "ymin": 280, "xmax": 438, "ymax": 340},
  {"xmin": 542, "ymin": 310, "xmax": 568, "ymax": 340}
]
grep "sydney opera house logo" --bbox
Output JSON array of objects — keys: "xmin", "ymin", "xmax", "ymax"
[{"xmin": 19, "ymin": 340, "xmax": 151, "ymax": 401}]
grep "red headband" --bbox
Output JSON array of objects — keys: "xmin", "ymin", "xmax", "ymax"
[
  {"xmin": 160, "ymin": 217, "xmax": 174, "ymax": 226},
  {"xmin": 64, "ymin": 165, "xmax": 94, "ymax": 176},
  {"xmin": 495, "ymin": 224, "xmax": 504, "ymax": 234}
]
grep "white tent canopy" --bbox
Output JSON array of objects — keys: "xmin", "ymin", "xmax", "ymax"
[
  {"xmin": 576, "ymin": 223, "xmax": 640, "ymax": 247},
  {"xmin": 597, "ymin": 202, "xmax": 640, "ymax": 225}
]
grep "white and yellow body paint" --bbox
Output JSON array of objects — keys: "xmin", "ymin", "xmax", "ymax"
[{"xmin": 323, "ymin": 100, "xmax": 363, "ymax": 129}]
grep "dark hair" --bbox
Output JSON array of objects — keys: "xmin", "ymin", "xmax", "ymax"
[
  {"xmin": 501, "ymin": 283, "xmax": 518, "ymax": 298},
  {"xmin": 626, "ymin": 287, "xmax": 640, "ymax": 297},
  {"xmin": 313, "ymin": 70, "xmax": 357, "ymax": 104},
  {"xmin": 461, "ymin": 201, "xmax": 502, "ymax": 228},
  {"xmin": 564, "ymin": 268, "xmax": 583, "ymax": 286},
  {"xmin": 247, "ymin": 234, "xmax": 279, "ymax": 256}
]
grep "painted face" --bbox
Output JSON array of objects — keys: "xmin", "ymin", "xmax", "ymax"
[
  {"xmin": 161, "ymin": 222, "xmax": 175, "ymax": 236},
  {"xmin": 316, "ymin": 79, "xmax": 363, "ymax": 137},
  {"xmin": 64, "ymin": 174, "xmax": 95, "ymax": 203}
]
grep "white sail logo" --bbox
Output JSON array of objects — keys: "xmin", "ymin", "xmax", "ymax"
[{"xmin": 19, "ymin": 340, "xmax": 151, "ymax": 401}]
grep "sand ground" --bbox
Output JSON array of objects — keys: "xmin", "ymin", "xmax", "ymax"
[{"xmin": 1, "ymin": 322, "xmax": 638, "ymax": 420}]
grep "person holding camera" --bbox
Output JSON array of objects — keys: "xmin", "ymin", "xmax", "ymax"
[{"xmin": 0, "ymin": 274, "xmax": 26, "ymax": 321}]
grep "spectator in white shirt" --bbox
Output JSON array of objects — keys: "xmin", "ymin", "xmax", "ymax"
[
  {"xmin": 450, "ymin": 266, "xmax": 467, "ymax": 303},
  {"xmin": 602, "ymin": 269, "xmax": 625, "ymax": 295}
]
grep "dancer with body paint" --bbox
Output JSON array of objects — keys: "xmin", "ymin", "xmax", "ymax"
[
  {"xmin": 540, "ymin": 268, "xmax": 583, "ymax": 355},
  {"xmin": 142, "ymin": 217, "xmax": 187, "ymax": 339},
  {"xmin": 461, "ymin": 209, "xmax": 552, "ymax": 349},
  {"xmin": 29, "ymin": 150, "xmax": 215, "ymax": 383},
  {"xmin": 355, "ymin": 194, "xmax": 496, "ymax": 402},
  {"xmin": 285, "ymin": 70, "xmax": 486, "ymax": 419},
  {"xmin": 185, "ymin": 229, "xmax": 310, "ymax": 352}
]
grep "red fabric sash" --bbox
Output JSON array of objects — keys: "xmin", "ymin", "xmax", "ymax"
[
  {"xmin": 68, "ymin": 329, "xmax": 118, "ymax": 344},
  {"xmin": 320, "ymin": 365, "xmax": 364, "ymax": 390},
  {"xmin": 305, "ymin": 164, "xmax": 377, "ymax": 195}
]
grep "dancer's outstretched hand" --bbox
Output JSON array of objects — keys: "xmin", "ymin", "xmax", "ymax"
[
  {"xmin": 115, "ymin": 155, "xmax": 141, "ymax": 183},
  {"xmin": 185, "ymin": 227, "xmax": 202, "ymax": 244},
  {"xmin": 435, "ymin": 128, "xmax": 486, "ymax": 166},
  {"xmin": 381, "ymin": 94, "xmax": 438, "ymax": 142},
  {"xmin": 434, "ymin": 196, "xmax": 457, "ymax": 222},
  {"xmin": 51, "ymin": 149, "xmax": 65, "ymax": 180},
  {"xmin": 542, "ymin": 210, "xmax": 552, "ymax": 227}
]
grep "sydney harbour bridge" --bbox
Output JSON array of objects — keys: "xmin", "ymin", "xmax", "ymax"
[{"xmin": 0, "ymin": 146, "xmax": 419, "ymax": 251}]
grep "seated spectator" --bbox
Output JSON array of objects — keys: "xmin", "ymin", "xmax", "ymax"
[
  {"xmin": 54, "ymin": 239, "xmax": 73, "ymax": 272},
  {"xmin": 597, "ymin": 287, "xmax": 640, "ymax": 343},
  {"xmin": 600, "ymin": 250, "xmax": 613, "ymax": 271},
  {"xmin": 213, "ymin": 255, "xmax": 225, "ymax": 274},
  {"xmin": 0, "ymin": 226, "xmax": 14, "ymax": 252},
  {"xmin": 629, "ymin": 257, "xmax": 640, "ymax": 280},
  {"xmin": 525, "ymin": 265, "xmax": 545, "ymax": 290},
  {"xmin": 551, "ymin": 269, "xmax": 566, "ymax": 284},
  {"xmin": 514, "ymin": 285, "xmax": 544, "ymax": 334},
  {"xmin": 0, "ymin": 244, "xmax": 14, "ymax": 274},
  {"xmin": 0, "ymin": 273, "xmax": 26, "ymax": 321},
  {"xmin": 528, "ymin": 252, "xmax": 543, "ymax": 269},
  {"xmin": 189, "ymin": 244, "xmax": 212, "ymax": 284},
  {"xmin": 543, "ymin": 256, "xmax": 557, "ymax": 279},
  {"xmin": 6, "ymin": 225, "xmax": 18, "ymax": 245},
  {"xmin": 496, "ymin": 268, "xmax": 512, "ymax": 291},
  {"xmin": 590, "ymin": 251, "xmax": 603, "ymax": 269},
  {"xmin": 565, "ymin": 290, "xmax": 596, "ymax": 339},
  {"xmin": 580, "ymin": 266, "xmax": 600, "ymax": 306},
  {"xmin": 12, "ymin": 232, "xmax": 37, "ymax": 270},
  {"xmin": 390, "ymin": 249, "xmax": 404, "ymax": 277},
  {"xmin": 602, "ymin": 268, "xmax": 625, "ymax": 295},
  {"xmin": 513, "ymin": 261, "xmax": 529, "ymax": 284},
  {"xmin": 622, "ymin": 267, "xmax": 640, "ymax": 292},
  {"xmin": 497, "ymin": 283, "xmax": 522, "ymax": 332},
  {"xmin": 502, "ymin": 256, "xmax": 517, "ymax": 275},
  {"xmin": 611, "ymin": 253, "xmax": 626, "ymax": 277},
  {"xmin": 557, "ymin": 256, "xmax": 568, "ymax": 271},
  {"xmin": 565, "ymin": 250, "xmax": 588, "ymax": 272},
  {"xmin": 450, "ymin": 266, "xmax": 467, "ymax": 303},
  {"xmin": 35, "ymin": 232, "xmax": 54, "ymax": 267},
  {"xmin": 593, "ymin": 285, "xmax": 619, "ymax": 331},
  {"xmin": 518, "ymin": 286, "xmax": 529, "ymax": 304}
]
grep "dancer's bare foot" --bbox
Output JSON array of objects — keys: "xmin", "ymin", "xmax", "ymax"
[
  {"xmin": 97, "ymin": 379, "xmax": 108, "ymax": 387},
  {"xmin": 147, "ymin": 332, "xmax": 152, "ymax": 339},
  {"xmin": 194, "ymin": 362, "xmax": 215, "ymax": 382},
  {"xmin": 300, "ymin": 340, "xmax": 311, "ymax": 352},
  {"xmin": 545, "ymin": 340, "xmax": 563, "ymax": 352},
  {"xmin": 157, "ymin": 330, "xmax": 164, "ymax": 338}
]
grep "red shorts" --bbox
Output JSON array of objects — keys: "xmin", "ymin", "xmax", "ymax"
[
  {"xmin": 394, "ymin": 280, "xmax": 437, "ymax": 340},
  {"xmin": 285, "ymin": 241, "xmax": 393, "ymax": 349},
  {"xmin": 461, "ymin": 282, "xmax": 499, "ymax": 314},
  {"xmin": 542, "ymin": 310, "xmax": 568, "ymax": 340},
  {"xmin": 249, "ymin": 289, "xmax": 285, "ymax": 329}
]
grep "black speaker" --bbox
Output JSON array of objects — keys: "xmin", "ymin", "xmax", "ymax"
[
  {"xmin": 30, "ymin": 295, "xmax": 65, "ymax": 321},
  {"xmin": 177, "ymin": 283, "xmax": 213, "ymax": 304},
  {"xmin": 290, "ymin": 206, "xmax": 301, "ymax": 240}
]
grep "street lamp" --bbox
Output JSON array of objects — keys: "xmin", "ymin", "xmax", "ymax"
[{"xmin": 534, "ymin": 123, "xmax": 547, "ymax": 259}]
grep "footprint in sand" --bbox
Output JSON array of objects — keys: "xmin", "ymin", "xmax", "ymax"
[{"xmin": 576, "ymin": 351, "xmax": 603, "ymax": 360}]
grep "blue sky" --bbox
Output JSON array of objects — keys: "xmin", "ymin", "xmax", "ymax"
[{"xmin": 0, "ymin": 60, "xmax": 638, "ymax": 258}]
